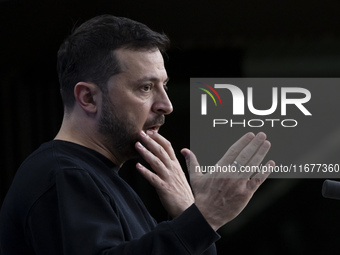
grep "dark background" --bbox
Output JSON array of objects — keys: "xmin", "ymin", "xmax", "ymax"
[{"xmin": 1, "ymin": 0, "xmax": 340, "ymax": 254}]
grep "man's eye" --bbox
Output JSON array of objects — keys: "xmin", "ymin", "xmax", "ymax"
[
  {"xmin": 142, "ymin": 84, "xmax": 152, "ymax": 91},
  {"xmin": 164, "ymin": 84, "xmax": 169, "ymax": 91}
]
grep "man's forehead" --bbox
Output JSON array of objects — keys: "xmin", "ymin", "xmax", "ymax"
[
  {"xmin": 112, "ymin": 48, "xmax": 168, "ymax": 84},
  {"xmin": 114, "ymin": 48, "xmax": 164, "ymax": 70}
]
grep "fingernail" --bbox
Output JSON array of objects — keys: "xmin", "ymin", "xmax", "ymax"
[
  {"xmin": 140, "ymin": 130, "xmax": 146, "ymax": 137},
  {"xmin": 181, "ymin": 149, "xmax": 188, "ymax": 159},
  {"xmin": 146, "ymin": 130, "xmax": 153, "ymax": 135},
  {"xmin": 136, "ymin": 142, "xmax": 144, "ymax": 149}
]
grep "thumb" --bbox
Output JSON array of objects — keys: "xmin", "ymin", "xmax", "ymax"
[{"xmin": 181, "ymin": 148, "xmax": 202, "ymax": 178}]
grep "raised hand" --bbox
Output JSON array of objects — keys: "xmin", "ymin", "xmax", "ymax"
[
  {"xmin": 135, "ymin": 130, "xmax": 195, "ymax": 218},
  {"xmin": 182, "ymin": 132, "xmax": 274, "ymax": 231}
]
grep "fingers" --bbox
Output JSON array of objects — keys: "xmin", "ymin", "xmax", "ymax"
[
  {"xmin": 248, "ymin": 160, "xmax": 275, "ymax": 190},
  {"xmin": 142, "ymin": 130, "xmax": 177, "ymax": 160},
  {"xmin": 181, "ymin": 148, "xmax": 203, "ymax": 178},
  {"xmin": 219, "ymin": 132, "xmax": 256, "ymax": 164},
  {"xmin": 135, "ymin": 136, "xmax": 174, "ymax": 189},
  {"xmin": 234, "ymin": 132, "xmax": 269, "ymax": 166},
  {"xmin": 218, "ymin": 132, "xmax": 270, "ymax": 165},
  {"xmin": 135, "ymin": 131, "xmax": 195, "ymax": 217},
  {"xmin": 135, "ymin": 139, "xmax": 168, "ymax": 179},
  {"xmin": 245, "ymin": 140, "xmax": 271, "ymax": 166},
  {"xmin": 135, "ymin": 162, "xmax": 164, "ymax": 189},
  {"xmin": 135, "ymin": 130, "xmax": 178, "ymax": 179},
  {"xmin": 213, "ymin": 132, "xmax": 272, "ymax": 180},
  {"xmin": 136, "ymin": 130, "xmax": 273, "ymax": 186}
]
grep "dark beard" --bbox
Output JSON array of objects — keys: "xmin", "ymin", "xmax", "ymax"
[
  {"xmin": 98, "ymin": 94, "xmax": 139, "ymax": 161},
  {"xmin": 98, "ymin": 93, "xmax": 165, "ymax": 162}
]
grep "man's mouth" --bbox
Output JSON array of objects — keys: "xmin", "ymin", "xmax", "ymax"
[
  {"xmin": 146, "ymin": 125, "xmax": 161, "ymax": 133},
  {"xmin": 143, "ymin": 116, "xmax": 165, "ymax": 133}
]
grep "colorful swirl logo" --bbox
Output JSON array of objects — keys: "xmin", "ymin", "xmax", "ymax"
[{"xmin": 197, "ymin": 82, "xmax": 222, "ymax": 115}]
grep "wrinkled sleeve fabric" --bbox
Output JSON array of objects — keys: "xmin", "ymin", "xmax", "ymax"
[{"xmin": 26, "ymin": 169, "xmax": 219, "ymax": 255}]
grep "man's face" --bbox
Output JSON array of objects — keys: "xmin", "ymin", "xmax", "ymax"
[{"xmin": 98, "ymin": 48, "xmax": 173, "ymax": 161}]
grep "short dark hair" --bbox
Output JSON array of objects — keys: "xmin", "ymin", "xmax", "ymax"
[{"xmin": 57, "ymin": 14, "xmax": 170, "ymax": 110}]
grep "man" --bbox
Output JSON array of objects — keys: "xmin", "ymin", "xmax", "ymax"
[{"xmin": 0, "ymin": 15, "xmax": 274, "ymax": 254}]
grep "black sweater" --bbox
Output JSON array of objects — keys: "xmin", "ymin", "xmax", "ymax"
[{"xmin": 0, "ymin": 140, "xmax": 219, "ymax": 254}]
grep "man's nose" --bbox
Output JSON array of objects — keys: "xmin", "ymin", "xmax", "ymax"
[{"xmin": 152, "ymin": 89, "xmax": 173, "ymax": 115}]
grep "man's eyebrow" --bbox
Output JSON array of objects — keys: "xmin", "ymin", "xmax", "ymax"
[{"xmin": 136, "ymin": 76, "xmax": 170, "ymax": 83}]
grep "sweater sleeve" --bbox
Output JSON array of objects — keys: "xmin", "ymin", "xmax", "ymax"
[{"xmin": 26, "ymin": 169, "xmax": 220, "ymax": 255}]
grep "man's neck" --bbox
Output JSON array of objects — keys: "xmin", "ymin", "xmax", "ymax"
[{"xmin": 55, "ymin": 118, "xmax": 123, "ymax": 167}]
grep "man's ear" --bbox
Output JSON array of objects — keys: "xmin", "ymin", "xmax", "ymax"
[{"xmin": 74, "ymin": 82, "xmax": 100, "ymax": 114}]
